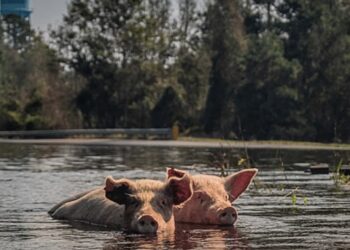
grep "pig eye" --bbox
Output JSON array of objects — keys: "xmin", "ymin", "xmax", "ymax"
[
  {"xmin": 225, "ymin": 195, "xmax": 229, "ymax": 201},
  {"xmin": 130, "ymin": 199, "xmax": 137, "ymax": 205},
  {"xmin": 127, "ymin": 197, "xmax": 140, "ymax": 207},
  {"xmin": 160, "ymin": 199, "xmax": 169, "ymax": 207}
]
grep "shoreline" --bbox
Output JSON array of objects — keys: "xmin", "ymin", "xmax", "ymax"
[{"xmin": 0, "ymin": 138, "xmax": 350, "ymax": 150}]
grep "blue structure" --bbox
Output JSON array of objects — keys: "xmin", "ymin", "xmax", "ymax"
[{"xmin": 0, "ymin": 0, "xmax": 31, "ymax": 19}]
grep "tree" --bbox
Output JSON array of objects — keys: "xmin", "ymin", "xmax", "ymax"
[
  {"xmin": 53, "ymin": 0, "xmax": 175, "ymax": 128},
  {"xmin": 240, "ymin": 0, "xmax": 280, "ymax": 34},
  {"xmin": 236, "ymin": 32, "xmax": 304, "ymax": 140},
  {"xmin": 0, "ymin": 14, "xmax": 33, "ymax": 50},
  {"xmin": 0, "ymin": 17, "xmax": 77, "ymax": 130},
  {"xmin": 277, "ymin": 0, "xmax": 350, "ymax": 141},
  {"xmin": 158, "ymin": 0, "xmax": 211, "ymax": 132},
  {"xmin": 151, "ymin": 86, "xmax": 185, "ymax": 128},
  {"xmin": 202, "ymin": 0, "xmax": 247, "ymax": 137}
]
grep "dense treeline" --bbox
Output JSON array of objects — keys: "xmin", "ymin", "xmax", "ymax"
[
  {"xmin": 0, "ymin": 15, "xmax": 79, "ymax": 130},
  {"xmin": 0, "ymin": 0, "xmax": 349, "ymax": 142}
]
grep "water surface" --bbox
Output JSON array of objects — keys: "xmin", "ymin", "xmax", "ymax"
[{"xmin": 0, "ymin": 143, "xmax": 350, "ymax": 249}]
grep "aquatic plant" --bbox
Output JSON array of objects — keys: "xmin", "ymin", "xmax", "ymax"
[
  {"xmin": 283, "ymin": 187, "xmax": 308, "ymax": 207},
  {"xmin": 332, "ymin": 159, "xmax": 350, "ymax": 187},
  {"xmin": 208, "ymin": 145, "xmax": 254, "ymax": 177}
]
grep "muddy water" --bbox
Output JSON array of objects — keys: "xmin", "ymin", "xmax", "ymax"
[{"xmin": 0, "ymin": 143, "xmax": 350, "ymax": 249}]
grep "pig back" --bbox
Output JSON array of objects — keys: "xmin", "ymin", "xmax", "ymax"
[{"xmin": 49, "ymin": 188, "xmax": 124, "ymax": 228}]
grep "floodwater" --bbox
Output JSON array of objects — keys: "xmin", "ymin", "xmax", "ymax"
[{"xmin": 0, "ymin": 143, "xmax": 350, "ymax": 249}]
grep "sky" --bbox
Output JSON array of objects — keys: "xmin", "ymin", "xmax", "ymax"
[{"xmin": 31, "ymin": 0, "xmax": 70, "ymax": 33}]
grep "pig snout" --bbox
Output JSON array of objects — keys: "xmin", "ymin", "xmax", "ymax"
[
  {"xmin": 218, "ymin": 207, "xmax": 237, "ymax": 225},
  {"xmin": 137, "ymin": 215, "xmax": 159, "ymax": 233}
]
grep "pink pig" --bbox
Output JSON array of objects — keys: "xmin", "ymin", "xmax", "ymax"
[
  {"xmin": 167, "ymin": 168, "xmax": 257, "ymax": 225},
  {"xmin": 49, "ymin": 174, "xmax": 192, "ymax": 234}
]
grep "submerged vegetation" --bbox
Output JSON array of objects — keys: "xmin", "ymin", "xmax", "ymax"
[
  {"xmin": 332, "ymin": 160, "xmax": 350, "ymax": 187},
  {"xmin": 1, "ymin": 0, "xmax": 350, "ymax": 143}
]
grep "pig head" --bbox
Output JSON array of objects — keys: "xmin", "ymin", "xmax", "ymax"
[
  {"xmin": 167, "ymin": 168, "xmax": 257, "ymax": 225},
  {"xmin": 105, "ymin": 175, "xmax": 193, "ymax": 233}
]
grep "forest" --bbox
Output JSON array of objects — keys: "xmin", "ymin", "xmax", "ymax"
[{"xmin": 0, "ymin": 0, "xmax": 349, "ymax": 142}]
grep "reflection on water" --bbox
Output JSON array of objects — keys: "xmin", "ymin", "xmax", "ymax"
[
  {"xmin": 65, "ymin": 222, "xmax": 247, "ymax": 250},
  {"xmin": 0, "ymin": 143, "xmax": 350, "ymax": 249}
]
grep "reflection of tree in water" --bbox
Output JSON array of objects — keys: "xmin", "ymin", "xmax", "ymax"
[
  {"xmin": 66, "ymin": 145, "xmax": 208, "ymax": 173},
  {"xmin": 0, "ymin": 143, "xmax": 49, "ymax": 159},
  {"xmin": 0, "ymin": 143, "xmax": 62, "ymax": 171},
  {"xmin": 103, "ymin": 224, "xmax": 249, "ymax": 250}
]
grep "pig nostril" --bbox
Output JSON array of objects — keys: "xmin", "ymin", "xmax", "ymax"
[
  {"xmin": 221, "ymin": 212, "xmax": 227, "ymax": 217},
  {"xmin": 151, "ymin": 221, "xmax": 156, "ymax": 227},
  {"xmin": 139, "ymin": 220, "xmax": 145, "ymax": 226}
]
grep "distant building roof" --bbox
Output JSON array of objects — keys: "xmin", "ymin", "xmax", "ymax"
[{"xmin": 0, "ymin": 0, "xmax": 31, "ymax": 18}]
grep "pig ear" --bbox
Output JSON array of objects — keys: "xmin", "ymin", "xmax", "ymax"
[
  {"xmin": 104, "ymin": 176, "xmax": 135, "ymax": 205},
  {"xmin": 224, "ymin": 169, "xmax": 258, "ymax": 202},
  {"xmin": 166, "ymin": 175, "xmax": 193, "ymax": 205},
  {"xmin": 166, "ymin": 167, "xmax": 187, "ymax": 179}
]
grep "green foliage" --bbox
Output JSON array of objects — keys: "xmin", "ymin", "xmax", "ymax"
[
  {"xmin": 332, "ymin": 159, "xmax": 350, "ymax": 187},
  {"xmin": 291, "ymin": 192, "xmax": 297, "ymax": 206},
  {"xmin": 203, "ymin": 0, "xmax": 246, "ymax": 137},
  {"xmin": 0, "ymin": 108, "xmax": 23, "ymax": 130},
  {"xmin": 1, "ymin": 14, "xmax": 34, "ymax": 50},
  {"xmin": 237, "ymin": 32, "xmax": 305, "ymax": 140},
  {"xmin": 171, "ymin": 0, "xmax": 210, "ymax": 132},
  {"xmin": 276, "ymin": 0, "xmax": 350, "ymax": 142},
  {"xmin": 174, "ymin": 47, "xmax": 210, "ymax": 131},
  {"xmin": 0, "ymin": 17, "xmax": 78, "ymax": 130},
  {"xmin": 24, "ymin": 115, "xmax": 46, "ymax": 130},
  {"xmin": 283, "ymin": 187, "xmax": 308, "ymax": 208},
  {"xmin": 235, "ymin": 0, "xmax": 350, "ymax": 142},
  {"xmin": 53, "ymin": 0, "xmax": 174, "ymax": 128},
  {"xmin": 151, "ymin": 86, "xmax": 185, "ymax": 128},
  {"xmin": 1, "ymin": 0, "xmax": 350, "ymax": 142}
]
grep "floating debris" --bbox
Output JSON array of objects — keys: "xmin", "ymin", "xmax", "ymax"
[
  {"xmin": 310, "ymin": 163, "xmax": 329, "ymax": 174},
  {"xmin": 340, "ymin": 165, "xmax": 350, "ymax": 176}
]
